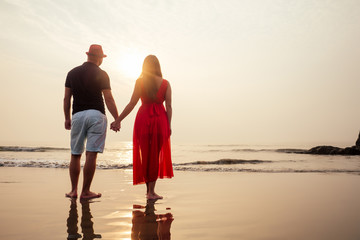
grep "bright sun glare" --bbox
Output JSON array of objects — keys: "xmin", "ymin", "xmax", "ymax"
[{"xmin": 118, "ymin": 51, "xmax": 144, "ymax": 79}]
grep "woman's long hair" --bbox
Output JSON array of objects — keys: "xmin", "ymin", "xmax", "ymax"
[{"xmin": 140, "ymin": 55, "xmax": 162, "ymax": 100}]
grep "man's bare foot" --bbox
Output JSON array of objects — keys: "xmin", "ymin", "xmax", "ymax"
[
  {"xmin": 147, "ymin": 193, "xmax": 163, "ymax": 200},
  {"xmin": 65, "ymin": 191, "xmax": 78, "ymax": 198},
  {"xmin": 80, "ymin": 191, "xmax": 102, "ymax": 200}
]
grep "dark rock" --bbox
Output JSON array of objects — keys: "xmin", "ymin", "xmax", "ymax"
[
  {"xmin": 299, "ymin": 132, "xmax": 360, "ymax": 155},
  {"xmin": 305, "ymin": 145, "xmax": 360, "ymax": 155},
  {"xmin": 356, "ymin": 131, "xmax": 360, "ymax": 148},
  {"xmin": 307, "ymin": 146, "xmax": 342, "ymax": 155},
  {"xmin": 343, "ymin": 146, "xmax": 360, "ymax": 155}
]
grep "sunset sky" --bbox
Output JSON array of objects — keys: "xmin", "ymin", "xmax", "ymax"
[{"xmin": 1, "ymin": 0, "xmax": 360, "ymax": 147}]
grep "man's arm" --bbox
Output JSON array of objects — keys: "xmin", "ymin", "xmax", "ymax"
[
  {"xmin": 63, "ymin": 87, "xmax": 72, "ymax": 130},
  {"xmin": 103, "ymin": 89, "xmax": 119, "ymax": 121}
]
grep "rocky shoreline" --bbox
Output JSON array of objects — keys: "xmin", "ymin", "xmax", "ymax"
[
  {"xmin": 293, "ymin": 132, "xmax": 360, "ymax": 155},
  {"xmin": 304, "ymin": 145, "xmax": 360, "ymax": 155}
]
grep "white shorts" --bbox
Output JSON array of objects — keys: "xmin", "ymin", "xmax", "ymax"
[{"xmin": 70, "ymin": 110, "xmax": 107, "ymax": 155}]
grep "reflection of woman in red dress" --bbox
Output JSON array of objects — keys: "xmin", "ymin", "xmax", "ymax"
[
  {"xmin": 111, "ymin": 55, "xmax": 173, "ymax": 199},
  {"xmin": 132, "ymin": 200, "xmax": 174, "ymax": 240}
]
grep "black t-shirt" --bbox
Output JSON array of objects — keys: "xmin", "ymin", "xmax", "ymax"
[{"xmin": 65, "ymin": 62, "xmax": 111, "ymax": 115}]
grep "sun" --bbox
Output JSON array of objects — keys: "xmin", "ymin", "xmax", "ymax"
[{"xmin": 117, "ymin": 51, "xmax": 144, "ymax": 79}]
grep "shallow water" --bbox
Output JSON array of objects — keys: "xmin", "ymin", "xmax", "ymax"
[{"xmin": 1, "ymin": 168, "xmax": 359, "ymax": 240}]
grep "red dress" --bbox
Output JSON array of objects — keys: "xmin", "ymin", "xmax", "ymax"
[{"xmin": 133, "ymin": 79, "xmax": 173, "ymax": 185}]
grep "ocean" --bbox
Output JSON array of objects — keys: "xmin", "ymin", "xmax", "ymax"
[{"xmin": 1, "ymin": 142, "xmax": 360, "ymax": 174}]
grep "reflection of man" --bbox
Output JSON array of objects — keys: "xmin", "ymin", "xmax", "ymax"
[
  {"xmin": 132, "ymin": 200, "xmax": 174, "ymax": 240},
  {"xmin": 66, "ymin": 199, "xmax": 102, "ymax": 240},
  {"xmin": 66, "ymin": 199, "xmax": 82, "ymax": 239},
  {"xmin": 63, "ymin": 44, "xmax": 118, "ymax": 199},
  {"xmin": 81, "ymin": 200, "xmax": 102, "ymax": 240}
]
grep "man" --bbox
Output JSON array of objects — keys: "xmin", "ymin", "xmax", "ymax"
[{"xmin": 63, "ymin": 44, "xmax": 118, "ymax": 199}]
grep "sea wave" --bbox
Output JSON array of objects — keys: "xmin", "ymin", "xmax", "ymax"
[
  {"xmin": 0, "ymin": 146, "xmax": 69, "ymax": 152},
  {"xmin": 175, "ymin": 159, "xmax": 272, "ymax": 165},
  {"xmin": 0, "ymin": 158, "xmax": 269, "ymax": 168},
  {"xmin": 0, "ymin": 161, "xmax": 133, "ymax": 169},
  {"xmin": 190, "ymin": 148, "xmax": 308, "ymax": 153},
  {"xmin": 1, "ymin": 159, "xmax": 359, "ymax": 175},
  {"xmin": 0, "ymin": 158, "xmax": 270, "ymax": 168},
  {"xmin": 0, "ymin": 145, "xmax": 309, "ymax": 154},
  {"xmin": 173, "ymin": 166, "xmax": 360, "ymax": 174}
]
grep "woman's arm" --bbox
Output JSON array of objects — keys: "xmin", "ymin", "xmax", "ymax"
[
  {"xmin": 165, "ymin": 82, "xmax": 172, "ymax": 135},
  {"xmin": 110, "ymin": 79, "xmax": 141, "ymax": 132}
]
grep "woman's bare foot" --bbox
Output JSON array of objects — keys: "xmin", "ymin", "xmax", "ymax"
[
  {"xmin": 80, "ymin": 191, "xmax": 102, "ymax": 200},
  {"xmin": 147, "ymin": 192, "xmax": 163, "ymax": 200},
  {"xmin": 65, "ymin": 191, "xmax": 78, "ymax": 198}
]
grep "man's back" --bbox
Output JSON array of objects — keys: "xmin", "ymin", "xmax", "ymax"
[
  {"xmin": 65, "ymin": 62, "xmax": 110, "ymax": 115},
  {"xmin": 64, "ymin": 44, "xmax": 119, "ymax": 200}
]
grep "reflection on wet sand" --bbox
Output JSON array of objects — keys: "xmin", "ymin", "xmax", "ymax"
[
  {"xmin": 131, "ymin": 200, "xmax": 174, "ymax": 240},
  {"xmin": 66, "ymin": 199, "xmax": 102, "ymax": 240}
]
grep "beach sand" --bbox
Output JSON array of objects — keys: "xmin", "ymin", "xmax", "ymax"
[{"xmin": 0, "ymin": 167, "xmax": 359, "ymax": 240}]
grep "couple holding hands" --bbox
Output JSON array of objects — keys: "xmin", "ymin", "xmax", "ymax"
[{"xmin": 63, "ymin": 44, "xmax": 173, "ymax": 201}]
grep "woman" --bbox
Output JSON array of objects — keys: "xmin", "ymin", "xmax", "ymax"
[{"xmin": 111, "ymin": 55, "xmax": 173, "ymax": 199}]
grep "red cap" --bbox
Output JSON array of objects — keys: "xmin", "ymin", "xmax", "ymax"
[{"xmin": 86, "ymin": 44, "xmax": 107, "ymax": 58}]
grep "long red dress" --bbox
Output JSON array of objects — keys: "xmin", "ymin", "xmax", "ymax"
[{"xmin": 133, "ymin": 79, "xmax": 173, "ymax": 185}]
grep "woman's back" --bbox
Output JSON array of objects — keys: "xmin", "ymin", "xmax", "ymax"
[{"xmin": 140, "ymin": 77, "xmax": 168, "ymax": 104}]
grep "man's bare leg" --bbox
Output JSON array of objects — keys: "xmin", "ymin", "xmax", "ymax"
[
  {"xmin": 80, "ymin": 151, "xmax": 101, "ymax": 199},
  {"xmin": 66, "ymin": 154, "xmax": 81, "ymax": 198}
]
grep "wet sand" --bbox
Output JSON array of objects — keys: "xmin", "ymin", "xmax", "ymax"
[{"xmin": 0, "ymin": 167, "xmax": 359, "ymax": 240}]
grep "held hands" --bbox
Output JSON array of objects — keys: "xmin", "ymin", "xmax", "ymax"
[{"xmin": 110, "ymin": 120, "xmax": 121, "ymax": 132}]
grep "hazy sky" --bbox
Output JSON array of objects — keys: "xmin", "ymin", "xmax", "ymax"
[{"xmin": 1, "ymin": 0, "xmax": 360, "ymax": 147}]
